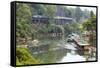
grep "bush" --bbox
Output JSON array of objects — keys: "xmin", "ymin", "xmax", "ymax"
[{"xmin": 16, "ymin": 47, "xmax": 40, "ymax": 65}]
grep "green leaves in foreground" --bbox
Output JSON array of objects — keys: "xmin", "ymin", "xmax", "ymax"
[{"xmin": 16, "ymin": 47, "xmax": 40, "ymax": 65}]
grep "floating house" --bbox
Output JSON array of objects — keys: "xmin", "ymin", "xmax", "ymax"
[
  {"xmin": 54, "ymin": 16, "xmax": 73, "ymax": 25},
  {"xmin": 32, "ymin": 15, "xmax": 73, "ymax": 25},
  {"xmin": 32, "ymin": 15, "xmax": 49, "ymax": 25}
]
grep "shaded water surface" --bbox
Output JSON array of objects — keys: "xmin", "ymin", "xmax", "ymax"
[{"xmin": 28, "ymin": 37, "xmax": 96, "ymax": 64}]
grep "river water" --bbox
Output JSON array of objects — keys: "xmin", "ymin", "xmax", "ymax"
[{"xmin": 28, "ymin": 37, "xmax": 96, "ymax": 64}]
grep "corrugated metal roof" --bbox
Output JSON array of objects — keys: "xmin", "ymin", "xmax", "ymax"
[
  {"xmin": 54, "ymin": 16, "xmax": 73, "ymax": 20},
  {"xmin": 32, "ymin": 15, "xmax": 73, "ymax": 20},
  {"xmin": 32, "ymin": 15, "xmax": 48, "ymax": 18}
]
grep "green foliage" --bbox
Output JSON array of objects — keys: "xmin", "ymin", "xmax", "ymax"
[
  {"xmin": 16, "ymin": 3, "xmax": 56, "ymax": 44},
  {"xmin": 63, "ymin": 23, "xmax": 81, "ymax": 36},
  {"xmin": 82, "ymin": 11, "xmax": 96, "ymax": 46},
  {"xmin": 31, "ymin": 4, "xmax": 56, "ymax": 17},
  {"xmin": 74, "ymin": 7, "xmax": 83, "ymax": 22},
  {"xmin": 16, "ymin": 3, "xmax": 32, "ymax": 23},
  {"xmin": 16, "ymin": 3, "xmax": 97, "ymax": 64},
  {"xmin": 82, "ymin": 9, "xmax": 90, "ymax": 19},
  {"xmin": 62, "ymin": 6, "xmax": 90, "ymax": 23},
  {"xmin": 83, "ymin": 11, "xmax": 96, "ymax": 31},
  {"xmin": 16, "ymin": 3, "xmax": 34, "ymax": 44},
  {"xmin": 31, "ymin": 4, "xmax": 46, "ymax": 15},
  {"xmin": 16, "ymin": 47, "xmax": 40, "ymax": 65},
  {"xmin": 63, "ymin": 7, "xmax": 72, "ymax": 17},
  {"xmin": 16, "ymin": 3, "xmax": 92, "ymax": 44},
  {"xmin": 44, "ymin": 5, "xmax": 56, "ymax": 18}
]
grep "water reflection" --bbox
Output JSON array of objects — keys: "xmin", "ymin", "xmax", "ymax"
[
  {"xmin": 60, "ymin": 53, "xmax": 85, "ymax": 62},
  {"xmin": 28, "ymin": 37, "xmax": 96, "ymax": 64}
]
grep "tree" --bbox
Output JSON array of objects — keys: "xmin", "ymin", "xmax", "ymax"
[
  {"xmin": 30, "ymin": 4, "xmax": 47, "ymax": 15},
  {"xmin": 16, "ymin": 3, "xmax": 33, "ymax": 44},
  {"xmin": 83, "ymin": 11, "xmax": 96, "ymax": 31},
  {"xmin": 83, "ymin": 9, "xmax": 90, "ymax": 19},
  {"xmin": 74, "ymin": 7, "xmax": 83, "ymax": 22},
  {"xmin": 82, "ymin": 11, "xmax": 96, "ymax": 46},
  {"xmin": 63, "ymin": 7, "xmax": 72, "ymax": 17}
]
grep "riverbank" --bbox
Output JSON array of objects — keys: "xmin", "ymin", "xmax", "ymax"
[{"xmin": 16, "ymin": 47, "xmax": 40, "ymax": 65}]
